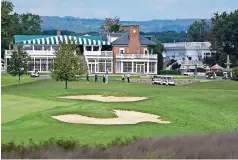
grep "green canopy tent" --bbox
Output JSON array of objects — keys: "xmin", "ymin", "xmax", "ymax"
[{"xmin": 19, "ymin": 35, "xmax": 111, "ymax": 46}]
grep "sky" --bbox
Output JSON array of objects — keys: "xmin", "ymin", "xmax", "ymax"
[{"xmin": 9, "ymin": 0, "xmax": 238, "ymax": 21}]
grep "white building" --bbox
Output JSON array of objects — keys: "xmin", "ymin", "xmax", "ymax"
[{"xmin": 163, "ymin": 42, "xmax": 213, "ymax": 70}]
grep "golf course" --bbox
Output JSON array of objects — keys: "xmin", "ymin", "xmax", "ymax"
[{"xmin": 2, "ymin": 73, "xmax": 238, "ymax": 146}]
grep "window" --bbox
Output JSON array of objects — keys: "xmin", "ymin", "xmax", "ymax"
[
  {"xmin": 52, "ymin": 45, "xmax": 58, "ymax": 51},
  {"xmin": 35, "ymin": 58, "xmax": 40, "ymax": 71},
  {"xmin": 119, "ymin": 48, "xmax": 125, "ymax": 54},
  {"xmin": 41, "ymin": 58, "xmax": 47, "ymax": 71},
  {"xmin": 23, "ymin": 45, "xmax": 33, "ymax": 50},
  {"xmin": 188, "ymin": 57, "xmax": 192, "ymax": 60},
  {"xmin": 206, "ymin": 53, "xmax": 210, "ymax": 56},
  {"xmin": 149, "ymin": 62, "xmax": 156, "ymax": 73},
  {"xmin": 34, "ymin": 45, "xmax": 43, "ymax": 50},
  {"xmin": 123, "ymin": 62, "xmax": 132, "ymax": 72},
  {"xmin": 144, "ymin": 48, "xmax": 148, "ymax": 54},
  {"xmin": 48, "ymin": 58, "xmax": 54, "ymax": 71},
  {"xmin": 86, "ymin": 46, "xmax": 92, "ymax": 51},
  {"xmin": 44, "ymin": 45, "xmax": 51, "ymax": 51},
  {"xmin": 93, "ymin": 46, "xmax": 99, "ymax": 51}
]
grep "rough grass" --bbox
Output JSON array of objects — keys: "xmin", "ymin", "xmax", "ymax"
[{"xmin": 2, "ymin": 131, "xmax": 238, "ymax": 159}]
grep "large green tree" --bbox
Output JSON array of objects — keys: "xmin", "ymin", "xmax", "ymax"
[
  {"xmin": 7, "ymin": 45, "xmax": 31, "ymax": 85},
  {"xmin": 148, "ymin": 42, "xmax": 164, "ymax": 73},
  {"xmin": 1, "ymin": 1, "xmax": 42, "ymax": 58},
  {"xmin": 188, "ymin": 19, "xmax": 211, "ymax": 42},
  {"xmin": 51, "ymin": 42, "xmax": 88, "ymax": 89},
  {"xmin": 209, "ymin": 10, "xmax": 238, "ymax": 68}
]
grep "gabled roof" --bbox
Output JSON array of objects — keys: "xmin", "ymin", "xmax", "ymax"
[
  {"xmin": 111, "ymin": 33, "xmax": 156, "ymax": 46},
  {"xmin": 111, "ymin": 33, "xmax": 129, "ymax": 45}
]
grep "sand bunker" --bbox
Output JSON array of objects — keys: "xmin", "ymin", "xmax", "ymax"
[
  {"xmin": 52, "ymin": 110, "xmax": 171, "ymax": 125},
  {"xmin": 58, "ymin": 95, "xmax": 147, "ymax": 102}
]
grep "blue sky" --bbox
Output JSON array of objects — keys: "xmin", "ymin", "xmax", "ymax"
[{"xmin": 9, "ymin": 0, "xmax": 238, "ymax": 20}]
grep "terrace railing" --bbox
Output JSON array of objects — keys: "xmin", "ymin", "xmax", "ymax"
[{"xmin": 116, "ymin": 54, "xmax": 157, "ymax": 59}]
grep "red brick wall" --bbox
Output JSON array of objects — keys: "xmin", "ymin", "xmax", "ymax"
[{"xmin": 128, "ymin": 25, "xmax": 141, "ymax": 54}]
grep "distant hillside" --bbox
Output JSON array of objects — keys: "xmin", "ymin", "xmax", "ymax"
[{"xmin": 41, "ymin": 16, "xmax": 201, "ymax": 33}]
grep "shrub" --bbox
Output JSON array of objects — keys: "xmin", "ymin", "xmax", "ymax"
[
  {"xmin": 231, "ymin": 67, "xmax": 238, "ymax": 81},
  {"xmin": 159, "ymin": 70, "xmax": 181, "ymax": 75},
  {"xmin": 215, "ymin": 71, "xmax": 223, "ymax": 77}
]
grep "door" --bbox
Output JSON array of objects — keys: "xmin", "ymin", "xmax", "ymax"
[
  {"xmin": 136, "ymin": 64, "xmax": 145, "ymax": 74},
  {"xmin": 88, "ymin": 63, "xmax": 95, "ymax": 73}
]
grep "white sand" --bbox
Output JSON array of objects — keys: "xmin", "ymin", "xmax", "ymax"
[
  {"xmin": 58, "ymin": 95, "xmax": 147, "ymax": 102},
  {"xmin": 52, "ymin": 110, "xmax": 171, "ymax": 125}
]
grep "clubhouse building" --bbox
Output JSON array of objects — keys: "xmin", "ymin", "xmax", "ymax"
[{"xmin": 4, "ymin": 25, "xmax": 158, "ymax": 74}]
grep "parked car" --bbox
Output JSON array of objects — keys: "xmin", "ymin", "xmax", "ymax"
[
  {"xmin": 30, "ymin": 70, "xmax": 40, "ymax": 77},
  {"xmin": 152, "ymin": 76, "xmax": 163, "ymax": 85}
]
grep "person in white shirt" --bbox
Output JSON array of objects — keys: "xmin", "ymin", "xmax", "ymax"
[
  {"xmin": 122, "ymin": 73, "xmax": 125, "ymax": 82},
  {"xmin": 127, "ymin": 73, "xmax": 130, "ymax": 83}
]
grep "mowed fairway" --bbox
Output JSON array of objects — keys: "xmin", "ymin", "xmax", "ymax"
[{"xmin": 2, "ymin": 74, "xmax": 238, "ymax": 145}]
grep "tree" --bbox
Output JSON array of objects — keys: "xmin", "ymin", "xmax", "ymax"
[
  {"xmin": 209, "ymin": 10, "xmax": 238, "ymax": 68},
  {"xmin": 100, "ymin": 17, "xmax": 120, "ymax": 33},
  {"xmin": 232, "ymin": 67, "xmax": 238, "ymax": 81},
  {"xmin": 1, "ymin": 1, "xmax": 15, "ymax": 57},
  {"xmin": 19, "ymin": 13, "xmax": 42, "ymax": 35},
  {"xmin": 51, "ymin": 42, "xmax": 88, "ymax": 89},
  {"xmin": 148, "ymin": 41, "xmax": 164, "ymax": 73},
  {"xmin": 188, "ymin": 19, "xmax": 211, "ymax": 42},
  {"xmin": 7, "ymin": 45, "xmax": 31, "ymax": 85},
  {"xmin": 1, "ymin": 1, "xmax": 42, "ymax": 58}
]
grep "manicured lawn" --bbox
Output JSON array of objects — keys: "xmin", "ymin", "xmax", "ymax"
[
  {"xmin": 1, "ymin": 73, "xmax": 36, "ymax": 87},
  {"xmin": 1, "ymin": 74, "xmax": 238, "ymax": 145}
]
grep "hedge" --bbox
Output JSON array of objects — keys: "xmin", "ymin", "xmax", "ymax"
[{"xmin": 159, "ymin": 70, "xmax": 181, "ymax": 75}]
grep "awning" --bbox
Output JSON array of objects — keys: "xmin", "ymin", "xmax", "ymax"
[
  {"xmin": 20, "ymin": 35, "xmax": 111, "ymax": 46},
  {"xmin": 210, "ymin": 64, "xmax": 224, "ymax": 70}
]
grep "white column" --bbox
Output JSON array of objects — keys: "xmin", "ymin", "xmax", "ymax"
[
  {"xmin": 5, "ymin": 58, "xmax": 7, "ymax": 71},
  {"xmin": 104, "ymin": 60, "xmax": 106, "ymax": 73},
  {"xmin": 34, "ymin": 57, "xmax": 35, "ymax": 71},
  {"xmin": 111, "ymin": 60, "xmax": 113, "ymax": 73},
  {"xmin": 147, "ymin": 61, "xmax": 149, "ymax": 74},
  {"xmin": 40, "ymin": 58, "xmax": 41, "ymax": 71},
  {"xmin": 155, "ymin": 62, "xmax": 157, "ymax": 74},
  {"xmin": 94, "ymin": 60, "xmax": 96, "ymax": 73},
  {"xmin": 144, "ymin": 62, "xmax": 145, "ymax": 74},
  {"xmin": 46, "ymin": 56, "xmax": 49, "ymax": 71},
  {"xmin": 132, "ymin": 61, "xmax": 134, "ymax": 73},
  {"xmin": 121, "ymin": 61, "xmax": 123, "ymax": 73}
]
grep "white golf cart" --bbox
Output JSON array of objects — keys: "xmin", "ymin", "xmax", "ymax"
[
  {"xmin": 152, "ymin": 76, "xmax": 175, "ymax": 86},
  {"xmin": 30, "ymin": 70, "xmax": 40, "ymax": 77},
  {"xmin": 152, "ymin": 76, "xmax": 163, "ymax": 85},
  {"xmin": 167, "ymin": 76, "xmax": 175, "ymax": 86}
]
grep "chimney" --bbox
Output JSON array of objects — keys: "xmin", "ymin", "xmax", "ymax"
[
  {"xmin": 128, "ymin": 25, "xmax": 140, "ymax": 54},
  {"xmin": 57, "ymin": 30, "xmax": 61, "ymax": 35}
]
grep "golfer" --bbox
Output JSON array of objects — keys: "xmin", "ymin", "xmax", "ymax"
[
  {"xmin": 86, "ymin": 72, "xmax": 89, "ymax": 83},
  {"xmin": 127, "ymin": 73, "xmax": 130, "ymax": 83}
]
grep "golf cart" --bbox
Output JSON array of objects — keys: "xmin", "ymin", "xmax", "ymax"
[
  {"xmin": 30, "ymin": 70, "xmax": 40, "ymax": 77},
  {"xmin": 205, "ymin": 71, "xmax": 216, "ymax": 79},
  {"xmin": 152, "ymin": 75, "xmax": 163, "ymax": 85},
  {"xmin": 152, "ymin": 76, "xmax": 175, "ymax": 86},
  {"xmin": 167, "ymin": 76, "xmax": 175, "ymax": 86}
]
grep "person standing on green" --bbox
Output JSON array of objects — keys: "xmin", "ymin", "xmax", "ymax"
[
  {"xmin": 127, "ymin": 73, "xmax": 130, "ymax": 83},
  {"xmin": 86, "ymin": 72, "xmax": 89, "ymax": 83}
]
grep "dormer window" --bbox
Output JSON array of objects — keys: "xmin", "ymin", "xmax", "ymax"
[
  {"xmin": 144, "ymin": 48, "xmax": 148, "ymax": 54},
  {"xmin": 119, "ymin": 48, "xmax": 125, "ymax": 54}
]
